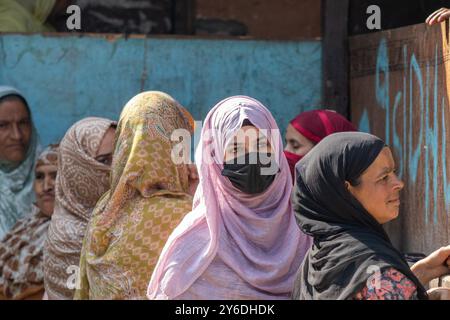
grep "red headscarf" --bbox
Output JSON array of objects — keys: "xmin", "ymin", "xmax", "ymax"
[{"xmin": 284, "ymin": 110, "xmax": 357, "ymax": 180}]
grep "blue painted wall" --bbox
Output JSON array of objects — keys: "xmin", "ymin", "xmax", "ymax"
[{"xmin": 0, "ymin": 34, "xmax": 322, "ymax": 147}]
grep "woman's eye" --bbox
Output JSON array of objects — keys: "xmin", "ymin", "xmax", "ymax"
[
  {"xmin": 96, "ymin": 157, "xmax": 107, "ymax": 165},
  {"xmin": 290, "ymin": 142, "xmax": 300, "ymax": 150},
  {"xmin": 35, "ymin": 173, "xmax": 44, "ymax": 180}
]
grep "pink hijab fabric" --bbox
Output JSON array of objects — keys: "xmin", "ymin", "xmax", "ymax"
[{"xmin": 147, "ymin": 95, "xmax": 312, "ymax": 300}]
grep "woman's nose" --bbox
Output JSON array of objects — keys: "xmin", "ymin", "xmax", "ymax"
[
  {"xmin": 392, "ymin": 174, "xmax": 404, "ymax": 190},
  {"xmin": 10, "ymin": 123, "xmax": 22, "ymax": 140},
  {"xmin": 44, "ymin": 177, "xmax": 54, "ymax": 191}
]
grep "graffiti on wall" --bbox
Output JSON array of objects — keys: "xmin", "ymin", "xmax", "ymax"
[
  {"xmin": 351, "ymin": 23, "xmax": 450, "ymax": 253},
  {"xmin": 360, "ymin": 38, "xmax": 450, "ymax": 225}
]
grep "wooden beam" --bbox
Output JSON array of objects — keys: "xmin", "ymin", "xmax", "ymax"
[
  {"xmin": 173, "ymin": 0, "xmax": 196, "ymax": 35},
  {"xmin": 321, "ymin": 0, "xmax": 350, "ymax": 118}
]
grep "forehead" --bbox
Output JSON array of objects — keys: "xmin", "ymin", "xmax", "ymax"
[
  {"xmin": 286, "ymin": 124, "xmax": 310, "ymax": 144},
  {"xmin": 104, "ymin": 126, "xmax": 116, "ymax": 141},
  {"xmin": 0, "ymin": 99, "xmax": 30, "ymax": 120},
  {"xmin": 97, "ymin": 127, "xmax": 116, "ymax": 152},
  {"xmin": 364, "ymin": 147, "xmax": 395, "ymax": 176},
  {"xmin": 35, "ymin": 164, "xmax": 58, "ymax": 173},
  {"xmin": 231, "ymin": 125, "xmax": 267, "ymax": 140}
]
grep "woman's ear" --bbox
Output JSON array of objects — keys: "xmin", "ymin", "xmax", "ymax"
[
  {"xmin": 345, "ymin": 180, "xmax": 358, "ymax": 199},
  {"xmin": 344, "ymin": 181, "xmax": 351, "ymax": 191}
]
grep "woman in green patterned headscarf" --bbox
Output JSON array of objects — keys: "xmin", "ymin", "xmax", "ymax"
[{"xmin": 75, "ymin": 91, "xmax": 195, "ymax": 300}]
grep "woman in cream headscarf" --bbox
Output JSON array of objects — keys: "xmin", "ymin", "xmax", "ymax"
[
  {"xmin": 0, "ymin": 144, "xmax": 58, "ymax": 300},
  {"xmin": 0, "ymin": 86, "xmax": 40, "ymax": 240},
  {"xmin": 75, "ymin": 91, "xmax": 196, "ymax": 300},
  {"xmin": 43, "ymin": 117, "xmax": 116, "ymax": 300}
]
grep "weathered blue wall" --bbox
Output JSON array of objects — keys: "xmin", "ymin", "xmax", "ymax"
[{"xmin": 0, "ymin": 34, "xmax": 322, "ymax": 146}]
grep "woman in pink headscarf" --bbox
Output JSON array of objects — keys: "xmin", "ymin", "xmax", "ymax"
[
  {"xmin": 147, "ymin": 95, "xmax": 312, "ymax": 300},
  {"xmin": 284, "ymin": 109, "xmax": 357, "ymax": 180}
]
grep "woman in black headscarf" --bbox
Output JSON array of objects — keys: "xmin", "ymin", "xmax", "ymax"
[{"xmin": 292, "ymin": 132, "xmax": 450, "ymax": 300}]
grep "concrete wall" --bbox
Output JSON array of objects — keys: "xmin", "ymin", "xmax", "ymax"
[{"xmin": 0, "ymin": 33, "xmax": 322, "ymax": 147}]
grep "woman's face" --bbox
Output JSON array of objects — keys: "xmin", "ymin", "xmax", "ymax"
[
  {"xmin": 284, "ymin": 124, "xmax": 315, "ymax": 156},
  {"xmin": 224, "ymin": 125, "xmax": 273, "ymax": 162},
  {"xmin": 0, "ymin": 98, "xmax": 32, "ymax": 164},
  {"xmin": 346, "ymin": 147, "xmax": 405, "ymax": 224},
  {"xmin": 34, "ymin": 164, "xmax": 58, "ymax": 217},
  {"xmin": 95, "ymin": 126, "xmax": 116, "ymax": 166}
]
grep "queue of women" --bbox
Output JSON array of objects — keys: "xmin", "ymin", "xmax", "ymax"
[{"xmin": 0, "ymin": 84, "xmax": 449, "ymax": 300}]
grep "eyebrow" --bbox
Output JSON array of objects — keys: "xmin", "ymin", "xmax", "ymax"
[
  {"xmin": 96, "ymin": 152, "xmax": 113, "ymax": 158},
  {"xmin": 0, "ymin": 116, "xmax": 30, "ymax": 123},
  {"xmin": 376, "ymin": 167, "xmax": 394, "ymax": 179},
  {"xmin": 35, "ymin": 168, "xmax": 57, "ymax": 174},
  {"xmin": 231, "ymin": 132, "xmax": 271, "ymax": 148}
]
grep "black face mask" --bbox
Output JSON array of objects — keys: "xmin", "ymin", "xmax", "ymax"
[{"xmin": 221, "ymin": 152, "xmax": 278, "ymax": 194}]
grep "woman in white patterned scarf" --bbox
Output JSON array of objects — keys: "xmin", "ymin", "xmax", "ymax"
[{"xmin": 43, "ymin": 117, "xmax": 116, "ymax": 300}]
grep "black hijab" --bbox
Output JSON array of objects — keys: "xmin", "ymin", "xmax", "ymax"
[{"xmin": 291, "ymin": 132, "xmax": 428, "ymax": 300}]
